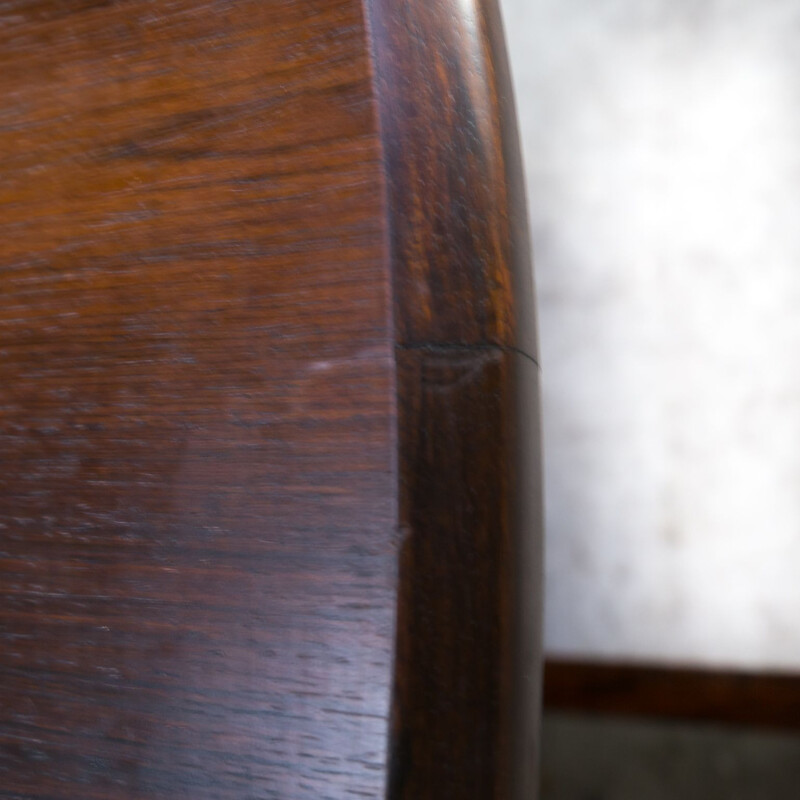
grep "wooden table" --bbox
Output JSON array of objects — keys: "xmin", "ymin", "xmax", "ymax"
[{"xmin": 0, "ymin": 2, "xmax": 542, "ymax": 797}]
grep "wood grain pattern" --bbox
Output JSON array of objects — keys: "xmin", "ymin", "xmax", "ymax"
[
  {"xmin": 369, "ymin": 0, "xmax": 542, "ymax": 796},
  {"xmin": 369, "ymin": 0, "xmax": 537, "ymax": 354},
  {"xmin": 0, "ymin": 3, "xmax": 396, "ymax": 798},
  {"xmin": 0, "ymin": 1, "xmax": 542, "ymax": 797},
  {"xmin": 390, "ymin": 350, "xmax": 541, "ymax": 800}
]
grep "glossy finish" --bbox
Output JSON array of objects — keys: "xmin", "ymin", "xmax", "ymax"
[
  {"xmin": 0, "ymin": 2, "xmax": 395, "ymax": 797},
  {"xmin": 369, "ymin": 0, "xmax": 537, "ymax": 354},
  {"xmin": 370, "ymin": 0, "xmax": 542, "ymax": 796},
  {"xmin": 0, "ymin": 0, "xmax": 541, "ymax": 797},
  {"xmin": 391, "ymin": 351, "xmax": 541, "ymax": 800}
]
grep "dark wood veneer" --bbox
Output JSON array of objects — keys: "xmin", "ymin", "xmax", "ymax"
[
  {"xmin": 544, "ymin": 660, "xmax": 800, "ymax": 732},
  {"xmin": 369, "ymin": 0, "xmax": 537, "ymax": 354},
  {"xmin": 370, "ymin": 1, "xmax": 541, "ymax": 796},
  {"xmin": 0, "ymin": 1, "xmax": 542, "ymax": 797}
]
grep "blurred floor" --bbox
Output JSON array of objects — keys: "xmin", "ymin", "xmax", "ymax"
[{"xmin": 541, "ymin": 713, "xmax": 800, "ymax": 800}]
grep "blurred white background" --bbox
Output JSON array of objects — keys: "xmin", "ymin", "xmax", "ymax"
[{"xmin": 500, "ymin": 0, "xmax": 800, "ymax": 669}]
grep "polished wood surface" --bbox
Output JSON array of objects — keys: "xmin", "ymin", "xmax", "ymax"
[
  {"xmin": 0, "ymin": 1, "xmax": 541, "ymax": 797},
  {"xmin": 0, "ymin": 2, "xmax": 395, "ymax": 797},
  {"xmin": 370, "ymin": 0, "xmax": 536, "ymax": 355},
  {"xmin": 370, "ymin": 0, "xmax": 541, "ymax": 796}
]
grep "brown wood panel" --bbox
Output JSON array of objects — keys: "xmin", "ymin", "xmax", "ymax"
[
  {"xmin": 369, "ymin": 0, "xmax": 543, "ymax": 796},
  {"xmin": 390, "ymin": 350, "xmax": 541, "ymax": 800},
  {"xmin": 544, "ymin": 660, "xmax": 800, "ymax": 732},
  {"xmin": 0, "ymin": 1, "xmax": 542, "ymax": 797},
  {"xmin": 368, "ymin": 0, "xmax": 537, "ymax": 355},
  {"xmin": 0, "ymin": 2, "xmax": 396, "ymax": 798}
]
